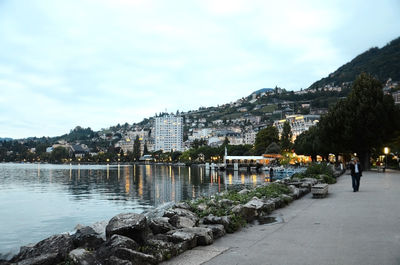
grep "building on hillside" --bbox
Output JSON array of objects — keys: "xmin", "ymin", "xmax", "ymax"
[
  {"xmin": 274, "ymin": 114, "xmax": 320, "ymax": 140},
  {"xmin": 155, "ymin": 115, "xmax": 183, "ymax": 152},
  {"xmin": 69, "ymin": 144, "xmax": 90, "ymax": 158},
  {"xmin": 244, "ymin": 131, "xmax": 257, "ymax": 145},
  {"xmin": 392, "ymin": 91, "xmax": 400, "ymax": 105}
]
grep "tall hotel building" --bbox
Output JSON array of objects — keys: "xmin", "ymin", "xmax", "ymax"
[{"xmin": 155, "ymin": 115, "xmax": 183, "ymax": 152}]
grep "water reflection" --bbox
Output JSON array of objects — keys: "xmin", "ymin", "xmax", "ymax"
[{"xmin": 0, "ymin": 163, "xmax": 269, "ymax": 257}]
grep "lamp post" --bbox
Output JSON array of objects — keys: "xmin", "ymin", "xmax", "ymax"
[{"xmin": 384, "ymin": 147, "xmax": 390, "ymax": 171}]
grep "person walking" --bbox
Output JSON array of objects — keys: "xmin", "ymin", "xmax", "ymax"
[{"xmin": 350, "ymin": 157, "xmax": 362, "ymax": 192}]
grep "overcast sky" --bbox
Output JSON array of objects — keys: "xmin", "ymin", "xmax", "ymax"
[{"xmin": 1, "ymin": 0, "xmax": 399, "ymax": 139}]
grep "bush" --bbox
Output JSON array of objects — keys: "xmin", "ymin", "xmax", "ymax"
[
  {"xmin": 291, "ymin": 163, "xmax": 336, "ymax": 184},
  {"xmin": 305, "ymin": 163, "xmax": 334, "ymax": 178}
]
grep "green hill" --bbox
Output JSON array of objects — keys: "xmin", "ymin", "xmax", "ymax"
[{"xmin": 309, "ymin": 37, "xmax": 400, "ymax": 90}]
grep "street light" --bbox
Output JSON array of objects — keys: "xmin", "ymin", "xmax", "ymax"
[{"xmin": 384, "ymin": 147, "xmax": 390, "ymax": 170}]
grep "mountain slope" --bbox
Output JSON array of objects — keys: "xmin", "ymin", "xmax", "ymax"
[{"xmin": 309, "ymin": 37, "xmax": 400, "ymax": 90}]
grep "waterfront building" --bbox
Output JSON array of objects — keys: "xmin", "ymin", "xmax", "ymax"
[
  {"xmin": 274, "ymin": 114, "xmax": 320, "ymax": 140},
  {"xmin": 155, "ymin": 115, "xmax": 183, "ymax": 152}
]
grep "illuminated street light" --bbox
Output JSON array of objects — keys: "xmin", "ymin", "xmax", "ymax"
[{"xmin": 384, "ymin": 147, "xmax": 390, "ymax": 170}]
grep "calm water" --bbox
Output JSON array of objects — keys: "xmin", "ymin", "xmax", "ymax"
[{"xmin": 0, "ymin": 163, "xmax": 270, "ymax": 257}]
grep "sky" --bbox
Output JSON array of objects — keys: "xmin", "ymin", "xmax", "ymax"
[{"xmin": 0, "ymin": 0, "xmax": 400, "ymax": 139}]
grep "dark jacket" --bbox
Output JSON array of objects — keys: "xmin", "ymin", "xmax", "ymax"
[{"xmin": 350, "ymin": 162, "xmax": 363, "ymax": 176}]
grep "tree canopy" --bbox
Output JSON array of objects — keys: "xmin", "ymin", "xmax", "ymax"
[
  {"xmin": 254, "ymin": 126, "xmax": 279, "ymax": 155},
  {"xmin": 318, "ymin": 73, "xmax": 400, "ymax": 168}
]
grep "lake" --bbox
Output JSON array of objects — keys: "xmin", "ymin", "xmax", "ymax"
[{"xmin": 0, "ymin": 163, "xmax": 271, "ymax": 258}]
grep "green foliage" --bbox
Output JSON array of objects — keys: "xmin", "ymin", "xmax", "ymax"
[
  {"xmin": 265, "ymin": 142, "xmax": 280, "ymax": 154},
  {"xmin": 254, "ymin": 126, "xmax": 279, "ymax": 155},
  {"xmin": 133, "ymin": 135, "xmax": 141, "ymax": 161},
  {"xmin": 318, "ymin": 73, "xmax": 400, "ymax": 168},
  {"xmin": 50, "ymin": 146, "xmax": 69, "ymax": 163},
  {"xmin": 292, "ymin": 163, "xmax": 336, "ymax": 184},
  {"xmin": 280, "ymin": 121, "xmax": 293, "ymax": 152}
]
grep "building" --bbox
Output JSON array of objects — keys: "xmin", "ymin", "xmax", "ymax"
[
  {"xmin": 244, "ymin": 131, "xmax": 257, "ymax": 145},
  {"xmin": 274, "ymin": 114, "xmax": 320, "ymax": 140},
  {"xmin": 392, "ymin": 91, "xmax": 400, "ymax": 105},
  {"xmin": 155, "ymin": 115, "xmax": 183, "ymax": 152}
]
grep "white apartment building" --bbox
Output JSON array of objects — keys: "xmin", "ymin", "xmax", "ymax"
[
  {"xmin": 244, "ymin": 131, "xmax": 257, "ymax": 145},
  {"xmin": 274, "ymin": 115, "xmax": 320, "ymax": 140},
  {"xmin": 155, "ymin": 115, "xmax": 183, "ymax": 152}
]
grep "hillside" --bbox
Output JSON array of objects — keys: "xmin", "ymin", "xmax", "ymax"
[{"xmin": 309, "ymin": 37, "xmax": 400, "ymax": 90}]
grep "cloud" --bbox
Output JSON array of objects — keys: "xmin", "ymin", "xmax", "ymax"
[{"xmin": 0, "ymin": 0, "xmax": 399, "ymax": 138}]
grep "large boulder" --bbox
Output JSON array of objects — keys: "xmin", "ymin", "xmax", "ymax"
[
  {"xmin": 170, "ymin": 227, "xmax": 214, "ymax": 246},
  {"xmin": 15, "ymin": 253, "xmax": 60, "ymax": 265},
  {"xmin": 148, "ymin": 217, "xmax": 175, "ymax": 235},
  {"xmin": 169, "ymin": 215, "xmax": 197, "ymax": 229},
  {"xmin": 164, "ymin": 208, "xmax": 199, "ymax": 224},
  {"xmin": 144, "ymin": 238, "xmax": 178, "ymax": 262},
  {"xmin": 288, "ymin": 185, "xmax": 300, "ymax": 199},
  {"xmin": 106, "ymin": 213, "xmax": 148, "ymax": 244},
  {"xmin": 173, "ymin": 202, "xmax": 191, "ymax": 210},
  {"xmin": 96, "ymin": 234, "xmax": 139, "ymax": 260},
  {"xmin": 200, "ymin": 224, "xmax": 226, "ymax": 239},
  {"xmin": 106, "ymin": 256, "xmax": 133, "ymax": 265},
  {"xmin": 242, "ymin": 197, "xmax": 265, "ymax": 221},
  {"xmin": 68, "ymin": 248, "xmax": 101, "ymax": 265},
  {"xmin": 113, "ymin": 248, "xmax": 157, "ymax": 265},
  {"xmin": 72, "ymin": 226, "xmax": 104, "ymax": 250},
  {"xmin": 202, "ymin": 215, "xmax": 231, "ymax": 231},
  {"xmin": 11, "ymin": 234, "xmax": 74, "ymax": 263},
  {"xmin": 166, "ymin": 230, "xmax": 197, "ymax": 250}
]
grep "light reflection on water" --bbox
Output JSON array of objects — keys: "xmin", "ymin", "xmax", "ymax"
[{"xmin": 0, "ymin": 163, "xmax": 270, "ymax": 257}]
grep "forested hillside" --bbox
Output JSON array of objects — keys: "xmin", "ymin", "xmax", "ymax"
[{"xmin": 309, "ymin": 37, "xmax": 400, "ymax": 90}]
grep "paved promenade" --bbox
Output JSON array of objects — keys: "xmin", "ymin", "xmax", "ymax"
[{"xmin": 163, "ymin": 170, "xmax": 400, "ymax": 265}]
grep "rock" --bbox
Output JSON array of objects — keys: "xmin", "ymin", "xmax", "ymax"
[
  {"xmin": 16, "ymin": 253, "xmax": 61, "ymax": 265},
  {"xmin": 11, "ymin": 234, "xmax": 73, "ymax": 263},
  {"xmin": 280, "ymin": 194, "xmax": 294, "ymax": 205},
  {"xmin": 219, "ymin": 199, "xmax": 234, "ymax": 208},
  {"xmin": 196, "ymin": 203, "xmax": 207, "ymax": 212},
  {"xmin": 68, "ymin": 248, "xmax": 101, "ymax": 265},
  {"xmin": 299, "ymin": 187, "xmax": 309, "ymax": 196},
  {"xmin": 289, "ymin": 185, "xmax": 300, "ymax": 199},
  {"xmin": 144, "ymin": 238, "xmax": 177, "ymax": 262},
  {"xmin": 91, "ymin": 221, "xmax": 108, "ymax": 240},
  {"xmin": 96, "ymin": 234, "xmax": 139, "ymax": 260},
  {"xmin": 172, "ymin": 227, "xmax": 214, "ymax": 246},
  {"xmin": 166, "ymin": 230, "xmax": 197, "ymax": 250},
  {"xmin": 113, "ymin": 248, "xmax": 157, "ymax": 265},
  {"xmin": 169, "ymin": 215, "xmax": 196, "ymax": 228},
  {"xmin": 242, "ymin": 198, "xmax": 265, "ymax": 221},
  {"xmin": 173, "ymin": 202, "xmax": 191, "ymax": 210},
  {"xmin": 148, "ymin": 217, "xmax": 175, "ymax": 234},
  {"xmin": 106, "ymin": 256, "xmax": 133, "ymax": 265},
  {"xmin": 106, "ymin": 213, "xmax": 148, "ymax": 244},
  {"xmin": 200, "ymin": 224, "xmax": 226, "ymax": 239},
  {"xmin": 163, "ymin": 208, "xmax": 199, "ymax": 227},
  {"xmin": 202, "ymin": 215, "xmax": 231, "ymax": 231},
  {"xmin": 238, "ymin": 189, "xmax": 250, "ymax": 195},
  {"xmin": 72, "ymin": 226, "xmax": 104, "ymax": 249}
]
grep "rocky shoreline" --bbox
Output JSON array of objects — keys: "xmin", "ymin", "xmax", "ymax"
[{"xmin": 0, "ymin": 176, "xmax": 325, "ymax": 265}]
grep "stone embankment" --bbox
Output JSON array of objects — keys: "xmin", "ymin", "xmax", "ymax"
[{"xmin": 1, "ymin": 177, "xmax": 320, "ymax": 265}]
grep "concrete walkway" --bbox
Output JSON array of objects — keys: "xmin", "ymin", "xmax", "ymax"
[{"xmin": 163, "ymin": 170, "xmax": 400, "ymax": 265}]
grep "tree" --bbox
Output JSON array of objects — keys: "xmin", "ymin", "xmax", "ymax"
[
  {"xmin": 50, "ymin": 146, "xmax": 69, "ymax": 163},
  {"xmin": 265, "ymin": 142, "xmax": 280, "ymax": 154},
  {"xmin": 143, "ymin": 141, "xmax": 149, "ymax": 155},
  {"xmin": 133, "ymin": 136, "xmax": 141, "ymax": 161},
  {"xmin": 280, "ymin": 121, "xmax": 293, "ymax": 152},
  {"xmin": 293, "ymin": 126, "xmax": 329, "ymax": 161},
  {"xmin": 254, "ymin": 126, "xmax": 279, "ymax": 155},
  {"xmin": 319, "ymin": 73, "xmax": 400, "ymax": 168},
  {"xmin": 223, "ymin": 137, "xmax": 230, "ymax": 146}
]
